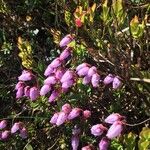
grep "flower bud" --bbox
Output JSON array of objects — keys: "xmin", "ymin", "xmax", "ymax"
[
  {"xmin": 56, "ymin": 112, "xmax": 68, "ymax": 126},
  {"xmin": 40, "ymin": 85, "xmax": 51, "ymax": 96},
  {"xmin": 60, "ymin": 70, "xmax": 73, "ymax": 83},
  {"xmin": 68, "ymin": 108, "xmax": 82, "ymax": 120},
  {"xmin": 19, "ymin": 127, "xmax": 28, "ymax": 139},
  {"xmin": 61, "ymin": 103, "xmax": 72, "ymax": 114},
  {"xmin": 106, "ymin": 121, "xmax": 123, "ymax": 139},
  {"xmin": 88, "ymin": 66, "xmax": 97, "ymax": 77},
  {"xmin": 24, "ymin": 86, "xmax": 30, "ymax": 97},
  {"xmin": 62, "ymin": 80, "xmax": 74, "ymax": 89},
  {"xmin": 105, "ymin": 113, "xmax": 124, "ymax": 124},
  {"xmin": 48, "ymin": 90, "xmax": 59, "ymax": 102},
  {"xmin": 75, "ymin": 18, "xmax": 82, "ymax": 27},
  {"xmin": 0, "ymin": 120, "xmax": 7, "ymax": 129},
  {"xmin": 44, "ymin": 76, "xmax": 57, "ymax": 85},
  {"xmin": 71, "ymin": 135, "xmax": 79, "ymax": 150},
  {"xmin": 59, "ymin": 34, "xmax": 73, "ymax": 48},
  {"xmin": 50, "ymin": 57, "xmax": 61, "ymax": 68},
  {"xmin": 83, "ymin": 110, "xmax": 91, "ymax": 119},
  {"xmin": 18, "ymin": 71, "xmax": 32, "ymax": 81},
  {"xmin": 99, "ymin": 137, "xmax": 110, "ymax": 150},
  {"xmin": 11, "ymin": 122, "xmax": 23, "ymax": 134},
  {"xmin": 60, "ymin": 47, "xmax": 71, "ymax": 60},
  {"xmin": 103, "ymin": 74, "xmax": 114, "ymax": 85},
  {"xmin": 16, "ymin": 86, "xmax": 24, "ymax": 99},
  {"xmin": 77, "ymin": 67, "xmax": 90, "ymax": 77},
  {"xmin": 0, "ymin": 130, "xmax": 10, "ymax": 140},
  {"xmin": 50, "ymin": 112, "xmax": 59, "ymax": 124},
  {"xmin": 82, "ymin": 75, "xmax": 91, "ymax": 85},
  {"xmin": 44, "ymin": 65, "xmax": 54, "ymax": 76},
  {"xmin": 112, "ymin": 76, "xmax": 122, "ymax": 89},
  {"xmin": 91, "ymin": 73, "xmax": 100, "ymax": 87},
  {"xmin": 91, "ymin": 124, "xmax": 107, "ymax": 136},
  {"xmin": 29, "ymin": 87, "xmax": 39, "ymax": 101}
]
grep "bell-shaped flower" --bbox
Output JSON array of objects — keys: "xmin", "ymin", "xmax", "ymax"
[
  {"xmin": 50, "ymin": 57, "xmax": 62, "ymax": 68},
  {"xmin": 19, "ymin": 127, "xmax": 28, "ymax": 139},
  {"xmin": 82, "ymin": 75, "xmax": 91, "ymax": 85},
  {"xmin": 56, "ymin": 112, "xmax": 68, "ymax": 126},
  {"xmin": 44, "ymin": 76, "xmax": 57, "ymax": 85},
  {"xmin": 0, "ymin": 120, "xmax": 7, "ymax": 129},
  {"xmin": 71, "ymin": 135, "xmax": 80, "ymax": 150},
  {"xmin": 15, "ymin": 81, "xmax": 24, "ymax": 90},
  {"xmin": 103, "ymin": 74, "xmax": 114, "ymax": 85},
  {"xmin": 44, "ymin": 65, "xmax": 54, "ymax": 77},
  {"xmin": 105, "ymin": 113, "xmax": 124, "ymax": 124},
  {"xmin": 11, "ymin": 122, "xmax": 23, "ymax": 134},
  {"xmin": 76, "ymin": 63, "xmax": 89, "ymax": 72},
  {"xmin": 82, "ymin": 145, "xmax": 93, "ymax": 150},
  {"xmin": 91, "ymin": 124, "xmax": 107, "ymax": 136},
  {"xmin": 61, "ymin": 103, "xmax": 72, "ymax": 114},
  {"xmin": 112, "ymin": 76, "xmax": 122, "ymax": 89},
  {"xmin": 55, "ymin": 69, "xmax": 65, "ymax": 80},
  {"xmin": 50, "ymin": 112, "xmax": 59, "ymax": 125},
  {"xmin": 60, "ymin": 70, "xmax": 73, "ymax": 83},
  {"xmin": 60, "ymin": 47, "xmax": 71, "ymax": 60},
  {"xmin": 68, "ymin": 108, "xmax": 82, "ymax": 120},
  {"xmin": 99, "ymin": 137, "xmax": 110, "ymax": 150},
  {"xmin": 0, "ymin": 130, "xmax": 10, "ymax": 140},
  {"xmin": 48, "ymin": 90, "xmax": 59, "ymax": 102},
  {"xmin": 16, "ymin": 86, "xmax": 24, "ymax": 99},
  {"xmin": 77, "ymin": 66, "xmax": 90, "ymax": 77},
  {"xmin": 88, "ymin": 66, "xmax": 97, "ymax": 77},
  {"xmin": 40, "ymin": 85, "xmax": 51, "ymax": 96},
  {"xmin": 24, "ymin": 86, "xmax": 30, "ymax": 97},
  {"xmin": 106, "ymin": 121, "xmax": 123, "ymax": 139},
  {"xmin": 62, "ymin": 80, "xmax": 74, "ymax": 89},
  {"xmin": 91, "ymin": 73, "xmax": 100, "ymax": 87},
  {"xmin": 59, "ymin": 34, "xmax": 73, "ymax": 48},
  {"xmin": 18, "ymin": 71, "xmax": 32, "ymax": 81},
  {"xmin": 29, "ymin": 87, "xmax": 39, "ymax": 101}
]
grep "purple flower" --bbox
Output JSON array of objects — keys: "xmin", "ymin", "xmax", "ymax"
[
  {"xmin": 50, "ymin": 57, "xmax": 62, "ymax": 68},
  {"xmin": 59, "ymin": 34, "xmax": 73, "ymax": 48},
  {"xmin": 40, "ymin": 85, "xmax": 51, "ymax": 96},
  {"xmin": 15, "ymin": 81, "xmax": 24, "ymax": 90},
  {"xmin": 44, "ymin": 65, "xmax": 54, "ymax": 77},
  {"xmin": 82, "ymin": 75, "xmax": 91, "ymax": 85},
  {"xmin": 88, "ymin": 66, "xmax": 97, "ymax": 77},
  {"xmin": 24, "ymin": 86, "xmax": 30, "ymax": 97},
  {"xmin": 72, "ymin": 126, "xmax": 81, "ymax": 136},
  {"xmin": 77, "ymin": 66, "xmax": 90, "ymax": 77},
  {"xmin": 62, "ymin": 80, "xmax": 74, "ymax": 89},
  {"xmin": 19, "ymin": 127, "xmax": 28, "ymax": 139},
  {"xmin": 106, "ymin": 121, "xmax": 123, "ymax": 139},
  {"xmin": 56, "ymin": 112, "xmax": 68, "ymax": 126},
  {"xmin": 55, "ymin": 69, "xmax": 65, "ymax": 80},
  {"xmin": 16, "ymin": 86, "xmax": 24, "ymax": 99},
  {"xmin": 99, "ymin": 137, "xmax": 110, "ymax": 150},
  {"xmin": 91, "ymin": 73, "xmax": 100, "ymax": 87},
  {"xmin": 18, "ymin": 71, "xmax": 32, "ymax": 81},
  {"xmin": 44, "ymin": 76, "xmax": 57, "ymax": 85},
  {"xmin": 83, "ymin": 110, "xmax": 91, "ymax": 119},
  {"xmin": 103, "ymin": 74, "xmax": 114, "ymax": 85},
  {"xmin": 105, "ymin": 113, "xmax": 124, "ymax": 124},
  {"xmin": 59, "ymin": 47, "xmax": 71, "ymax": 60},
  {"xmin": 29, "ymin": 87, "xmax": 39, "ymax": 101},
  {"xmin": 50, "ymin": 113, "xmax": 59, "ymax": 124},
  {"xmin": 11, "ymin": 122, "xmax": 23, "ymax": 134},
  {"xmin": 76, "ymin": 63, "xmax": 89, "ymax": 72},
  {"xmin": 71, "ymin": 135, "xmax": 80, "ymax": 150},
  {"xmin": 82, "ymin": 145, "xmax": 93, "ymax": 150},
  {"xmin": 91, "ymin": 124, "xmax": 107, "ymax": 136},
  {"xmin": 0, "ymin": 130, "xmax": 10, "ymax": 140},
  {"xmin": 0, "ymin": 120, "xmax": 7, "ymax": 129},
  {"xmin": 48, "ymin": 90, "xmax": 59, "ymax": 102},
  {"xmin": 60, "ymin": 70, "xmax": 74, "ymax": 83},
  {"xmin": 61, "ymin": 103, "xmax": 72, "ymax": 114},
  {"xmin": 112, "ymin": 76, "xmax": 122, "ymax": 89},
  {"xmin": 68, "ymin": 108, "xmax": 82, "ymax": 120}
]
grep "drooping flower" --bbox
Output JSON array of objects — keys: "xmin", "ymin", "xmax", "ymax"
[
  {"xmin": 11, "ymin": 122, "xmax": 23, "ymax": 134},
  {"xmin": 16, "ymin": 86, "xmax": 24, "ymax": 99},
  {"xmin": 44, "ymin": 65, "xmax": 54, "ymax": 77},
  {"xmin": 29, "ymin": 87, "xmax": 39, "ymax": 101},
  {"xmin": 44, "ymin": 76, "xmax": 57, "ymax": 85},
  {"xmin": 71, "ymin": 135, "xmax": 80, "ymax": 150},
  {"xmin": 99, "ymin": 137, "xmax": 110, "ymax": 150},
  {"xmin": 24, "ymin": 86, "xmax": 30, "ymax": 97},
  {"xmin": 19, "ymin": 127, "xmax": 28, "ymax": 139},
  {"xmin": 0, "ymin": 120, "xmax": 7, "ymax": 129},
  {"xmin": 50, "ymin": 113, "xmax": 59, "ymax": 125},
  {"xmin": 55, "ymin": 69, "xmax": 65, "ymax": 80},
  {"xmin": 82, "ymin": 75, "xmax": 91, "ymax": 85},
  {"xmin": 62, "ymin": 80, "xmax": 74, "ymax": 89},
  {"xmin": 0, "ymin": 130, "xmax": 10, "ymax": 140},
  {"xmin": 56, "ymin": 112, "xmax": 68, "ymax": 126},
  {"xmin": 106, "ymin": 121, "xmax": 124, "ymax": 139},
  {"xmin": 91, "ymin": 73, "xmax": 100, "ymax": 87},
  {"xmin": 88, "ymin": 66, "xmax": 97, "ymax": 77},
  {"xmin": 59, "ymin": 47, "xmax": 71, "ymax": 60},
  {"xmin": 40, "ymin": 85, "xmax": 51, "ymax": 96},
  {"xmin": 15, "ymin": 81, "xmax": 24, "ymax": 90},
  {"xmin": 50, "ymin": 57, "xmax": 62, "ymax": 68},
  {"xmin": 112, "ymin": 76, "xmax": 122, "ymax": 89},
  {"xmin": 82, "ymin": 145, "xmax": 93, "ymax": 150},
  {"xmin": 103, "ymin": 74, "xmax": 114, "ymax": 85},
  {"xmin": 59, "ymin": 34, "xmax": 73, "ymax": 48},
  {"xmin": 77, "ymin": 66, "xmax": 90, "ymax": 77},
  {"xmin": 105, "ymin": 113, "xmax": 124, "ymax": 124},
  {"xmin": 60, "ymin": 70, "xmax": 74, "ymax": 83},
  {"xmin": 18, "ymin": 70, "xmax": 32, "ymax": 81},
  {"xmin": 48, "ymin": 90, "xmax": 59, "ymax": 102},
  {"xmin": 61, "ymin": 103, "xmax": 72, "ymax": 114},
  {"xmin": 91, "ymin": 124, "xmax": 107, "ymax": 136},
  {"xmin": 68, "ymin": 108, "xmax": 82, "ymax": 120},
  {"xmin": 76, "ymin": 63, "xmax": 89, "ymax": 72}
]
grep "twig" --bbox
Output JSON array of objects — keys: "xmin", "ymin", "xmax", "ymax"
[{"xmin": 130, "ymin": 78, "xmax": 150, "ymax": 83}]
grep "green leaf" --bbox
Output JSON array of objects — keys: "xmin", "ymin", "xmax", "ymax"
[{"xmin": 24, "ymin": 144, "xmax": 33, "ymax": 150}]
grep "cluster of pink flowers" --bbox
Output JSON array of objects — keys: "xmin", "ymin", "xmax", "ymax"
[
  {"xmin": 90, "ymin": 113, "xmax": 125, "ymax": 150},
  {"xmin": 15, "ymin": 70, "xmax": 39, "ymax": 101},
  {"xmin": 0, "ymin": 120, "xmax": 27, "ymax": 141},
  {"xmin": 50, "ymin": 103, "xmax": 91, "ymax": 126}
]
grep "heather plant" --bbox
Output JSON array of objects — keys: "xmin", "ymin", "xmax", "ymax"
[{"xmin": 0, "ymin": 0, "xmax": 150, "ymax": 149}]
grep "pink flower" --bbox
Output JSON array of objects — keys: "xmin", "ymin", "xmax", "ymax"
[
  {"xmin": 29, "ymin": 87, "xmax": 39, "ymax": 101},
  {"xmin": 15, "ymin": 81, "xmax": 24, "ymax": 90},
  {"xmin": 105, "ymin": 113, "xmax": 124, "ymax": 124},
  {"xmin": 44, "ymin": 65, "xmax": 54, "ymax": 76},
  {"xmin": 77, "ymin": 67, "xmax": 90, "ymax": 77},
  {"xmin": 99, "ymin": 137, "xmax": 110, "ymax": 150},
  {"xmin": 62, "ymin": 80, "xmax": 74, "ymax": 89},
  {"xmin": 0, "ymin": 120, "xmax": 7, "ymax": 129},
  {"xmin": 103, "ymin": 74, "xmax": 114, "ymax": 85},
  {"xmin": 112, "ymin": 76, "xmax": 122, "ymax": 89},
  {"xmin": 88, "ymin": 66, "xmax": 97, "ymax": 77},
  {"xmin": 61, "ymin": 103, "xmax": 72, "ymax": 114},
  {"xmin": 40, "ymin": 85, "xmax": 51, "ymax": 96},
  {"xmin": 60, "ymin": 70, "xmax": 74, "ymax": 83},
  {"xmin": 75, "ymin": 18, "xmax": 82, "ymax": 27},
  {"xmin": 106, "ymin": 121, "xmax": 123, "ymax": 139},
  {"xmin": 56, "ymin": 112, "xmax": 68, "ymax": 126},
  {"xmin": 60, "ymin": 47, "xmax": 71, "ymax": 60},
  {"xmin": 19, "ymin": 127, "xmax": 28, "ymax": 139},
  {"xmin": 44, "ymin": 76, "xmax": 57, "ymax": 85},
  {"xmin": 50, "ymin": 113, "xmax": 59, "ymax": 124},
  {"xmin": 59, "ymin": 34, "xmax": 73, "ymax": 48},
  {"xmin": 0, "ymin": 130, "xmax": 10, "ymax": 140},
  {"xmin": 11, "ymin": 122, "xmax": 23, "ymax": 134},
  {"xmin": 82, "ymin": 75, "xmax": 91, "ymax": 85},
  {"xmin": 50, "ymin": 57, "xmax": 62, "ymax": 68},
  {"xmin": 76, "ymin": 63, "xmax": 89, "ymax": 72},
  {"xmin": 18, "ymin": 71, "xmax": 32, "ymax": 81},
  {"xmin": 55, "ymin": 69, "xmax": 65, "ymax": 80},
  {"xmin": 91, "ymin": 73, "xmax": 100, "ymax": 87},
  {"xmin": 71, "ymin": 135, "xmax": 80, "ymax": 150},
  {"xmin": 83, "ymin": 110, "xmax": 91, "ymax": 119},
  {"xmin": 91, "ymin": 124, "xmax": 107, "ymax": 136},
  {"xmin": 82, "ymin": 145, "xmax": 93, "ymax": 150},
  {"xmin": 48, "ymin": 90, "xmax": 59, "ymax": 102},
  {"xmin": 24, "ymin": 86, "xmax": 30, "ymax": 97},
  {"xmin": 68, "ymin": 108, "xmax": 82, "ymax": 120},
  {"xmin": 16, "ymin": 86, "xmax": 24, "ymax": 99}
]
